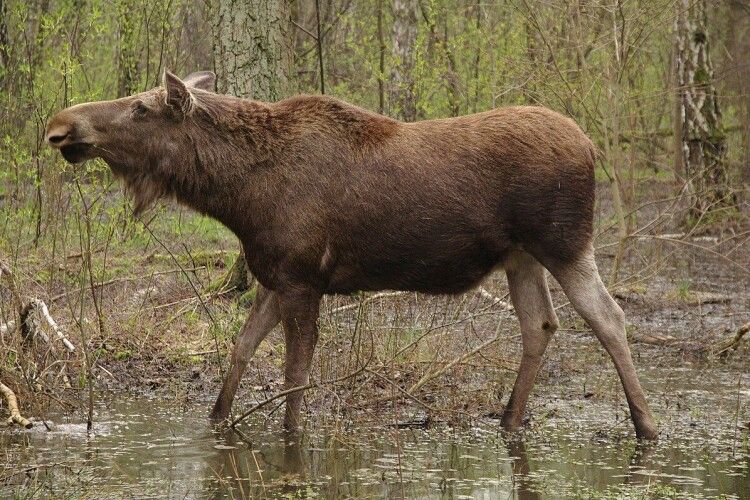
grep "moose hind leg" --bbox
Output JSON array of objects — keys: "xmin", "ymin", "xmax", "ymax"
[
  {"xmin": 211, "ymin": 285, "xmax": 280, "ymax": 422},
  {"xmin": 550, "ymin": 248, "xmax": 658, "ymax": 440},
  {"xmin": 279, "ymin": 288, "xmax": 321, "ymax": 431},
  {"xmin": 501, "ymin": 251, "xmax": 559, "ymax": 431}
]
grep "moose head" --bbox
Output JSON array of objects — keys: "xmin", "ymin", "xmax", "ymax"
[{"xmin": 45, "ymin": 71, "xmax": 216, "ymax": 214}]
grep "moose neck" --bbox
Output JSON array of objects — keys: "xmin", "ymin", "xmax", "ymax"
[{"xmin": 165, "ymin": 95, "xmax": 279, "ymax": 241}]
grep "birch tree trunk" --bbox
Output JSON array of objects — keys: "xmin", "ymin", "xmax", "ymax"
[
  {"xmin": 213, "ymin": 0, "xmax": 292, "ymax": 292},
  {"xmin": 389, "ymin": 0, "xmax": 418, "ymax": 121},
  {"xmin": 675, "ymin": 0, "xmax": 736, "ymax": 221}
]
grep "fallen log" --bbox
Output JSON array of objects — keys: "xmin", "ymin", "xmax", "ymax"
[{"xmin": 0, "ymin": 382, "xmax": 33, "ymax": 429}]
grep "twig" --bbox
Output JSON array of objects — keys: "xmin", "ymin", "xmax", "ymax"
[
  {"xmin": 140, "ymin": 221, "xmax": 226, "ymax": 380},
  {"xmin": 330, "ymin": 291, "xmax": 407, "ymax": 314},
  {"xmin": 640, "ymin": 235, "xmax": 750, "ymax": 276},
  {"xmin": 478, "ymin": 287, "xmax": 514, "ymax": 310},
  {"xmin": 0, "ymin": 319, "xmax": 15, "ymax": 335},
  {"xmin": 715, "ymin": 322, "xmax": 750, "ymax": 356},
  {"xmin": 408, "ymin": 334, "xmax": 502, "ymax": 394},
  {"xmin": 231, "ymin": 318, "xmax": 376, "ymax": 428},
  {"xmin": 0, "ymin": 381, "xmax": 33, "ymax": 428},
  {"xmin": 364, "ymin": 368, "xmax": 436, "ymax": 412},
  {"xmin": 47, "ymin": 266, "xmax": 207, "ymax": 303},
  {"xmin": 230, "ymin": 363, "xmax": 370, "ymax": 428},
  {"xmin": 0, "ymin": 261, "xmax": 24, "ymax": 337},
  {"xmin": 315, "ymin": 0, "xmax": 325, "ymax": 94}
]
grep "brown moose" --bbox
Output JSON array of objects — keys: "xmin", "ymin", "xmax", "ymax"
[{"xmin": 45, "ymin": 71, "xmax": 658, "ymax": 439}]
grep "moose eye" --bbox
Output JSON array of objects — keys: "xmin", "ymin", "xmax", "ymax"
[{"xmin": 132, "ymin": 101, "xmax": 148, "ymax": 118}]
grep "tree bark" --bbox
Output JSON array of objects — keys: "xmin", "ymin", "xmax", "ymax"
[
  {"xmin": 389, "ymin": 0, "xmax": 418, "ymax": 121},
  {"xmin": 725, "ymin": 0, "xmax": 750, "ymax": 183},
  {"xmin": 376, "ymin": 0, "xmax": 386, "ymax": 114},
  {"xmin": 0, "ymin": 0, "xmax": 9, "ymax": 92},
  {"xmin": 213, "ymin": 0, "xmax": 293, "ymax": 292},
  {"xmin": 675, "ymin": 0, "xmax": 737, "ymax": 221},
  {"xmin": 116, "ymin": 0, "xmax": 138, "ymax": 97},
  {"xmin": 214, "ymin": 0, "xmax": 292, "ymax": 101}
]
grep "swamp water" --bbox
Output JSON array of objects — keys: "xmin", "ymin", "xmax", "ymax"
[{"xmin": 1, "ymin": 366, "xmax": 748, "ymax": 498}]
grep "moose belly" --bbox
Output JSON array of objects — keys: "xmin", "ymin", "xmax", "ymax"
[{"xmin": 324, "ymin": 239, "xmax": 507, "ymax": 295}]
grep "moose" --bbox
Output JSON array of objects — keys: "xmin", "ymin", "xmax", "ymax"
[{"xmin": 46, "ymin": 71, "xmax": 658, "ymax": 439}]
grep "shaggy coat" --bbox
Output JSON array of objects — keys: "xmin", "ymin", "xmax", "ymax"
[{"xmin": 120, "ymin": 91, "xmax": 596, "ymax": 293}]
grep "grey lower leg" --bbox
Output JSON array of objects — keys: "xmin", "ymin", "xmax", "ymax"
[
  {"xmin": 551, "ymin": 249, "xmax": 658, "ymax": 439},
  {"xmin": 211, "ymin": 285, "xmax": 280, "ymax": 421},
  {"xmin": 502, "ymin": 252, "xmax": 559, "ymax": 430}
]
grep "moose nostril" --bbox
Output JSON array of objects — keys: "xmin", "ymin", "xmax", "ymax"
[{"xmin": 48, "ymin": 133, "xmax": 68, "ymax": 144}]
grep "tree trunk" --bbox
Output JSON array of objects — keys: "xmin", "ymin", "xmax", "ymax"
[
  {"xmin": 214, "ymin": 0, "xmax": 292, "ymax": 101},
  {"xmin": 725, "ymin": 1, "xmax": 750, "ymax": 183},
  {"xmin": 376, "ymin": 0, "xmax": 386, "ymax": 114},
  {"xmin": 213, "ymin": 0, "xmax": 292, "ymax": 292},
  {"xmin": 523, "ymin": 19, "xmax": 541, "ymax": 104},
  {"xmin": 675, "ymin": 0, "xmax": 736, "ymax": 221},
  {"xmin": 389, "ymin": 0, "xmax": 418, "ymax": 121},
  {"xmin": 0, "ymin": 0, "xmax": 9, "ymax": 92},
  {"xmin": 116, "ymin": 0, "xmax": 138, "ymax": 97}
]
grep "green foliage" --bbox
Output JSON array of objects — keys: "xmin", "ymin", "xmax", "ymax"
[
  {"xmin": 114, "ymin": 349, "xmax": 133, "ymax": 361},
  {"xmin": 675, "ymin": 280, "xmax": 692, "ymax": 301}
]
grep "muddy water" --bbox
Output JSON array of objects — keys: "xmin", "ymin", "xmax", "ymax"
[{"xmin": 1, "ymin": 366, "xmax": 748, "ymax": 498}]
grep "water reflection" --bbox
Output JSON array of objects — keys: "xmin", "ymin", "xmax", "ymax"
[
  {"xmin": 1, "ymin": 364, "xmax": 748, "ymax": 498},
  {"xmin": 506, "ymin": 436, "xmax": 541, "ymax": 500},
  {"xmin": 625, "ymin": 440, "xmax": 658, "ymax": 486}
]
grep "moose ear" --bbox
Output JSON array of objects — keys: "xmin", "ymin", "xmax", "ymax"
[
  {"xmin": 184, "ymin": 71, "xmax": 216, "ymax": 91},
  {"xmin": 164, "ymin": 70, "xmax": 192, "ymax": 115}
]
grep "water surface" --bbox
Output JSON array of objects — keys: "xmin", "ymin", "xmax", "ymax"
[{"xmin": 1, "ymin": 365, "xmax": 748, "ymax": 498}]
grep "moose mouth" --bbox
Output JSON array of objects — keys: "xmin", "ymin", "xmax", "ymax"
[{"xmin": 60, "ymin": 143, "xmax": 93, "ymax": 164}]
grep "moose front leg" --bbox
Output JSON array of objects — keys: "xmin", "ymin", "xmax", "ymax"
[
  {"xmin": 211, "ymin": 285, "xmax": 280, "ymax": 422},
  {"xmin": 278, "ymin": 287, "xmax": 321, "ymax": 431}
]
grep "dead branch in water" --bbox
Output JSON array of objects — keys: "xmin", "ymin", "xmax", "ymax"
[
  {"xmin": 229, "ymin": 357, "xmax": 373, "ymax": 428},
  {"xmin": 715, "ymin": 322, "xmax": 750, "ymax": 357},
  {"xmin": 408, "ymin": 334, "xmax": 503, "ymax": 394},
  {"xmin": 0, "ymin": 381, "xmax": 33, "ymax": 428}
]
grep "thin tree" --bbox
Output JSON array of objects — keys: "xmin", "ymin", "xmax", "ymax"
[
  {"xmin": 389, "ymin": 0, "xmax": 418, "ymax": 121},
  {"xmin": 675, "ymin": 0, "xmax": 737, "ymax": 221},
  {"xmin": 213, "ymin": 0, "xmax": 293, "ymax": 292},
  {"xmin": 116, "ymin": 0, "xmax": 138, "ymax": 97}
]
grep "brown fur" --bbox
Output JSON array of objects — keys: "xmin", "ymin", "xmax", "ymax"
[
  {"xmin": 46, "ymin": 71, "xmax": 658, "ymax": 439},
  {"xmin": 47, "ymin": 75, "xmax": 596, "ymax": 293}
]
